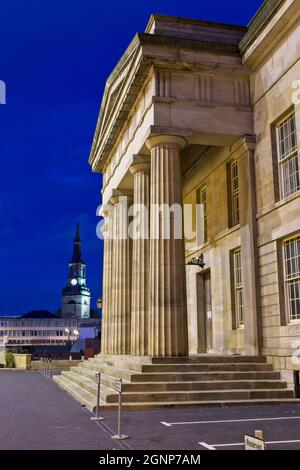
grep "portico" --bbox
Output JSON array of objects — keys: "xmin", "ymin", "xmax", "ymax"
[{"xmin": 89, "ymin": 14, "xmax": 261, "ymax": 358}]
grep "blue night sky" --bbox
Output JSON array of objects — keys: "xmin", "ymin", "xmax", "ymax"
[{"xmin": 0, "ymin": 0, "xmax": 263, "ymax": 316}]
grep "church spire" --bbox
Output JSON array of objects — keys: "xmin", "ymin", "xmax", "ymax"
[{"xmin": 72, "ymin": 222, "xmax": 83, "ymax": 263}]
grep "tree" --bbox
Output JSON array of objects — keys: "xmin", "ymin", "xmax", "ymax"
[{"xmin": 5, "ymin": 349, "xmax": 15, "ymax": 368}]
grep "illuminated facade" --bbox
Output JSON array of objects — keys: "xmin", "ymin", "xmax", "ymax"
[
  {"xmin": 90, "ymin": 0, "xmax": 300, "ymax": 383},
  {"xmin": 53, "ymin": 0, "xmax": 300, "ymax": 409}
]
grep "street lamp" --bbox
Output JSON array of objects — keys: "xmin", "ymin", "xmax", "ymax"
[{"xmin": 64, "ymin": 327, "xmax": 79, "ymax": 358}]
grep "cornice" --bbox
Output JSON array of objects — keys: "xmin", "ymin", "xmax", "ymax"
[{"xmin": 239, "ymin": 0, "xmax": 284, "ymax": 53}]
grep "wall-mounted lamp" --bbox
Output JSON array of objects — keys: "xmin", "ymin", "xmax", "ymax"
[{"xmin": 187, "ymin": 254, "xmax": 206, "ymax": 269}]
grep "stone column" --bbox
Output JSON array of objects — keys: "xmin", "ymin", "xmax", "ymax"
[
  {"xmin": 238, "ymin": 137, "xmax": 261, "ymax": 356},
  {"xmin": 146, "ymin": 135, "xmax": 188, "ymax": 357},
  {"xmin": 100, "ymin": 207, "xmax": 114, "ymax": 354},
  {"xmin": 130, "ymin": 158, "xmax": 150, "ymax": 356},
  {"xmin": 110, "ymin": 190, "xmax": 133, "ymax": 355}
]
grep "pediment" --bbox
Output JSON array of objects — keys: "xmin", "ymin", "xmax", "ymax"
[{"xmin": 89, "ymin": 34, "xmax": 150, "ymax": 172}]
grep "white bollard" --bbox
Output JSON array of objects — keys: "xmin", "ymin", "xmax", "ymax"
[
  {"xmin": 112, "ymin": 379, "xmax": 128, "ymax": 440},
  {"xmin": 90, "ymin": 372, "xmax": 104, "ymax": 421}
]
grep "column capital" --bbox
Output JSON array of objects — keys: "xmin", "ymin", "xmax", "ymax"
[
  {"xmin": 130, "ymin": 154, "xmax": 151, "ymax": 175},
  {"xmin": 109, "ymin": 189, "xmax": 133, "ymax": 205},
  {"xmin": 229, "ymin": 135, "xmax": 256, "ymax": 160},
  {"xmin": 146, "ymin": 134, "xmax": 186, "ymax": 151},
  {"xmin": 130, "ymin": 162, "xmax": 151, "ymax": 176}
]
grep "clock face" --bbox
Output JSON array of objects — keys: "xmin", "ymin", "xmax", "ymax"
[{"xmin": 71, "ymin": 278, "xmax": 78, "ymax": 286}]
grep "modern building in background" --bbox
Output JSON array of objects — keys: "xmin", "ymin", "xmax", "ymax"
[
  {"xmin": 0, "ymin": 224, "xmax": 100, "ymax": 357},
  {"xmin": 0, "ymin": 311, "xmax": 79, "ymax": 350},
  {"xmin": 61, "ymin": 223, "xmax": 91, "ymax": 319},
  {"xmin": 0, "ymin": 311, "xmax": 100, "ymax": 357}
]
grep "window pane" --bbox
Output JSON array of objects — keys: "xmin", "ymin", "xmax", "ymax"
[
  {"xmin": 277, "ymin": 113, "xmax": 300, "ymax": 198},
  {"xmin": 232, "ymin": 248, "xmax": 243, "ymax": 327},
  {"xmin": 199, "ymin": 185, "xmax": 207, "ymax": 243},
  {"xmin": 284, "ymin": 235, "xmax": 300, "ymax": 321},
  {"xmin": 230, "ymin": 161, "xmax": 240, "ymax": 225}
]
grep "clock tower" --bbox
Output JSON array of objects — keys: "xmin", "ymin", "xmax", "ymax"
[{"xmin": 61, "ymin": 223, "xmax": 91, "ymax": 319}]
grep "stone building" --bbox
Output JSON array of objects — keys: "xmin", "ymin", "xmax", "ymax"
[{"xmin": 54, "ymin": 0, "xmax": 300, "ymax": 408}]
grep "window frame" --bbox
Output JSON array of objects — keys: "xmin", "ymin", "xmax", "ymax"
[
  {"xmin": 227, "ymin": 160, "xmax": 240, "ymax": 227},
  {"xmin": 274, "ymin": 111, "xmax": 300, "ymax": 200},
  {"xmin": 231, "ymin": 247, "xmax": 244, "ymax": 329},
  {"xmin": 283, "ymin": 234, "xmax": 300, "ymax": 323},
  {"xmin": 197, "ymin": 184, "xmax": 208, "ymax": 244}
]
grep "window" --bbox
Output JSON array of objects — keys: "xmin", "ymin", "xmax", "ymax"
[
  {"xmin": 276, "ymin": 112, "xmax": 299, "ymax": 198},
  {"xmin": 232, "ymin": 248, "xmax": 244, "ymax": 328},
  {"xmin": 198, "ymin": 185, "xmax": 207, "ymax": 243},
  {"xmin": 283, "ymin": 235, "xmax": 300, "ymax": 321},
  {"xmin": 229, "ymin": 160, "xmax": 240, "ymax": 226}
]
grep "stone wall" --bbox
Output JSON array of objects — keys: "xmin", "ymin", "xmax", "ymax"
[{"xmin": 252, "ymin": 19, "xmax": 300, "ymax": 385}]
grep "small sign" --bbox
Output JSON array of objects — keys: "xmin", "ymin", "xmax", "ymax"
[
  {"xmin": 95, "ymin": 372, "xmax": 101, "ymax": 383},
  {"xmin": 244, "ymin": 434, "xmax": 266, "ymax": 450},
  {"xmin": 115, "ymin": 380, "xmax": 122, "ymax": 393}
]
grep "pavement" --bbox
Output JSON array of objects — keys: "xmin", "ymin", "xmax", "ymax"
[{"xmin": 1, "ymin": 370, "xmax": 300, "ymax": 450}]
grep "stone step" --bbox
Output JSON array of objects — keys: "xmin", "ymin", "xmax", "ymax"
[
  {"xmin": 81, "ymin": 363, "xmax": 137, "ymax": 380},
  {"xmin": 85, "ymin": 360, "xmax": 273, "ymax": 374},
  {"xmin": 139, "ymin": 363, "xmax": 273, "ymax": 373},
  {"xmin": 105, "ymin": 379, "xmax": 288, "ymax": 392},
  {"xmin": 149, "ymin": 356, "xmax": 267, "ymax": 364},
  {"xmin": 109, "ymin": 388, "xmax": 294, "ymax": 403},
  {"xmin": 61, "ymin": 370, "xmax": 119, "ymax": 401},
  {"xmin": 129, "ymin": 370, "xmax": 281, "ymax": 382},
  {"xmin": 71, "ymin": 366, "xmax": 132, "ymax": 388},
  {"xmin": 91, "ymin": 355, "xmax": 267, "ymax": 365},
  {"xmin": 53, "ymin": 374, "xmax": 97, "ymax": 412},
  {"xmin": 103, "ymin": 398, "xmax": 300, "ymax": 411}
]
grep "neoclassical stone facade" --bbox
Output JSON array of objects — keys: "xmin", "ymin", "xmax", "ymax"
[{"xmin": 90, "ymin": 0, "xmax": 300, "ymax": 384}]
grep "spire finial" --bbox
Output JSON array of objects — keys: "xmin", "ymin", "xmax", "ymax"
[
  {"xmin": 72, "ymin": 222, "xmax": 83, "ymax": 263},
  {"xmin": 75, "ymin": 222, "xmax": 80, "ymax": 242}
]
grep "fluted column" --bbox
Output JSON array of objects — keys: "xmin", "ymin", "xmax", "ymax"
[
  {"xmin": 146, "ymin": 135, "xmax": 188, "ymax": 357},
  {"xmin": 238, "ymin": 137, "xmax": 261, "ymax": 355},
  {"xmin": 130, "ymin": 159, "xmax": 150, "ymax": 356},
  {"xmin": 100, "ymin": 207, "xmax": 114, "ymax": 354},
  {"xmin": 110, "ymin": 191, "xmax": 133, "ymax": 355}
]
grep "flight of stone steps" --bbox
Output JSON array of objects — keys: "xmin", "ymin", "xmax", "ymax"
[{"xmin": 53, "ymin": 355, "xmax": 299, "ymax": 412}]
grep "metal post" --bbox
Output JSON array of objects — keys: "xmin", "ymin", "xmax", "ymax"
[
  {"xmin": 255, "ymin": 430, "xmax": 264, "ymax": 440},
  {"xmin": 90, "ymin": 372, "xmax": 104, "ymax": 421},
  {"xmin": 48, "ymin": 358, "xmax": 51, "ymax": 378},
  {"xmin": 112, "ymin": 379, "xmax": 128, "ymax": 440},
  {"xmin": 46, "ymin": 359, "xmax": 50, "ymax": 378}
]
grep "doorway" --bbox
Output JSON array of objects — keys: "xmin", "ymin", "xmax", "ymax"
[{"xmin": 197, "ymin": 270, "xmax": 213, "ymax": 352}]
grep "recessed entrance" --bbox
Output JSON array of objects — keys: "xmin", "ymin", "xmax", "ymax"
[{"xmin": 197, "ymin": 270, "xmax": 213, "ymax": 352}]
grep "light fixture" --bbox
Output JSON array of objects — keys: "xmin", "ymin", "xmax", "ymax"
[{"xmin": 187, "ymin": 254, "xmax": 206, "ymax": 269}]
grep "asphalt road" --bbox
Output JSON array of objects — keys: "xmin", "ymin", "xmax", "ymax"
[{"xmin": 1, "ymin": 371, "xmax": 300, "ymax": 450}]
